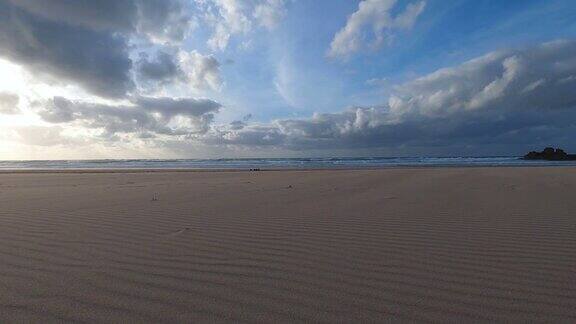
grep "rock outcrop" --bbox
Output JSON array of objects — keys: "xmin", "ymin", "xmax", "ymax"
[{"xmin": 523, "ymin": 147, "xmax": 576, "ymax": 161}]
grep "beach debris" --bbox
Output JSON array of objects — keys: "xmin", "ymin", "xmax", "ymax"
[
  {"xmin": 286, "ymin": 185, "xmax": 293, "ymax": 189},
  {"xmin": 152, "ymin": 193, "xmax": 159, "ymax": 201}
]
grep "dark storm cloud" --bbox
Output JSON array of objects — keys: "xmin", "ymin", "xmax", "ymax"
[
  {"xmin": 136, "ymin": 50, "xmax": 222, "ymax": 91},
  {"xmin": 38, "ymin": 96, "xmax": 221, "ymax": 137},
  {"xmin": 136, "ymin": 51, "xmax": 181, "ymax": 84},
  {"xmin": 0, "ymin": 1, "xmax": 133, "ymax": 98},
  {"xmin": 0, "ymin": 0, "xmax": 191, "ymax": 98},
  {"xmin": 136, "ymin": 0, "xmax": 192, "ymax": 42},
  {"xmin": 202, "ymin": 40, "xmax": 576, "ymax": 153},
  {"xmin": 229, "ymin": 120, "xmax": 247, "ymax": 130},
  {"xmin": 6, "ymin": 0, "xmax": 138, "ymax": 32},
  {"xmin": 5, "ymin": 0, "xmax": 191, "ymax": 41}
]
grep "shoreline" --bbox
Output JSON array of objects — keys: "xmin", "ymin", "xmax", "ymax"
[{"xmin": 1, "ymin": 164, "xmax": 576, "ymax": 174}]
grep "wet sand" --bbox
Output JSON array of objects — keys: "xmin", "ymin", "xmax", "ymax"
[{"xmin": 0, "ymin": 168, "xmax": 575, "ymax": 322}]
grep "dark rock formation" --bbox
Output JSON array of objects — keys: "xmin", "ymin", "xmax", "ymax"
[{"xmin": 523, "ymin": 147, "xmax": 576, "ymax": 161}]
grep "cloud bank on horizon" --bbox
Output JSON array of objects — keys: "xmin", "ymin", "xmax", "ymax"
[{"xmin": 0, "ymin": 0, "xmax": 575, "ymax": 159}]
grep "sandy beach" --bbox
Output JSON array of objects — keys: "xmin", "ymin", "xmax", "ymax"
[{"xmin": 0, "ymin": 167, "xmax": 575, "ymax": 322}]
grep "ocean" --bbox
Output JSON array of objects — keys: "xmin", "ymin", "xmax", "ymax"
[{"xmin": 1, "ymin": 156, "xmax": 575, "ymax": 170}]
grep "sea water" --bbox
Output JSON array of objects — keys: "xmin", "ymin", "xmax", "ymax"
[{"xmin": 1, "ymin": 156, "xmax": 575, "ymax": 170}]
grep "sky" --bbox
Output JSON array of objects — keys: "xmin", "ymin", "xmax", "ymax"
[{"xmin": 0, "ymin": 0, "xmax": 576, "ymax": 160}]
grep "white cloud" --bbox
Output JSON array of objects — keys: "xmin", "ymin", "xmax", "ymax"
[
  {"xmin": 365, "ymin": 78, "xmax": 389, "ymax": 87},
  {"xmin": 135, "ymin": 50, "xmax": 222, "ymax": 92},
  {"xmin": 327, "ymin": 0, "xmax": 425, "ymax": 59},
  {"xmin": 198, "ymin": 0, "xmax": 287, "ymax": 51},
  {"xmin": 521, "ymin": 78, "xmax": 546, "ymax": 93},
  {"xmin": 178, "ymin": 51, "xmax": 223, "ymax": 91},
  {"xmin": 209, "ymin": 0, "xmax": 249, "ymax": 50},
  {"xmin": 37, "ymin": 96, "xmax": 222, "ymax": 139},
  {"xmin": 254, "ymin": 0, "xmax": 286, "ymax": 29},
  {"xmin": 273, "ymin": 57, "xmax": 300, "ymax": 108},
  {"xmin": 204, "ymin": 40, "xmax": 576, "ymax": 152}
]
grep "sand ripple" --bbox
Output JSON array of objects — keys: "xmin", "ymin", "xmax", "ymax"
[{"xmin": 0, "ymin": 168, "xmax": 575, "ymax": 322}]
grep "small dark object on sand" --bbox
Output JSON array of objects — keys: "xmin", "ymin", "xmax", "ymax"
[
  {"xmin": 250, "ymin": 168, "xmax": 261, "ymax": 171},
  {"xmin": 523, "ymin": 147, "xmax": 576, "ymax": 161},
  {"xmin": 286, "ymin": 185, "xmax": 293, "ymax": 189}
]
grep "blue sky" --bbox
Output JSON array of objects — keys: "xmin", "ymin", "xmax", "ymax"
[
  {"xmin": 0, "ymin": 0, "xmax": 576, "ymax": 159},
  {"xmin": 205, "ymin": 0, "xmax": 576, "ymax": 121}
]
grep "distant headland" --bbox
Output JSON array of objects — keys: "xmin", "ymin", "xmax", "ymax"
[{"xmin": 523, "ymin": 147, "xmax": 576, "ymax": 161}]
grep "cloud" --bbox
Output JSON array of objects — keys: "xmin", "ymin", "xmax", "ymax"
[
  {"xmin": 254, "ymin": 0, "xmax": 286, "ymax": 29},
  {"xmin": 6, "ymin": 0, "xmax": 191, "ymax": 43},
  {"xmin": 0, "ymin": 1, "xmax": 134, "ymax": 98},
  {"xmin": 134, "ymin": 96, "xmax": 221, "ymax": 118},
  {"xmin": 7, "ymin": 0, "xmax": 137, "ymax": 32},
  {"xmin": 204, "ymin": 0, "xmax": 252, "ymax": 51},
  {"xmin": 388, "ymin": 40, "xmax": 576, "ymax": 117},
  {"xmin": 136, "ymin": 50, "xmax": 222, "ymax": 91},
  {"xmin": 136, "ymin": 51, "xmax": 180, "ymax": 85},
  {"xmin": 229, "ymin": 120, "xmax": 247, "ymax": 130},
  {"xmin": 204, "ymin": 124, "xmax": 284, "ymax": 146},
  {"xmin": 203, "ymin": 40, "xmax": 576, "ymax": 153},
  {"xmin": 10, "ymin": 40, "xmax": 576, "ymax": 157},
  {"xmin": 365, "ymin": 78, "xmax": 389, "ymax": 87},
  {"xmin": 178, "ymin": 51, "xmax": 223, "ymax": 90},
  {"xmin": 198, "ymin": 0, "xmax": 287, "ymax": 51},
  {"xmin": 0, "ymin": 0, "xmax": 192, "ymax": 99},
  {"xmin": 135, "ymin": 0, "xmax": 193, "ymax": 43},
  {"xmin": 327, "ymin": 0, "xmax": 425, "ymax": 59},
  {"xmin": 15, "ymin": 126, "xmax": 76, "ymax": 147},
  {"xmin": 0, "ymin": 92, "xmax": 19, "ymax": 114},
  {"xmin": 37, "ymin": 96, "xmax": 221, "ymax": 138}
]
